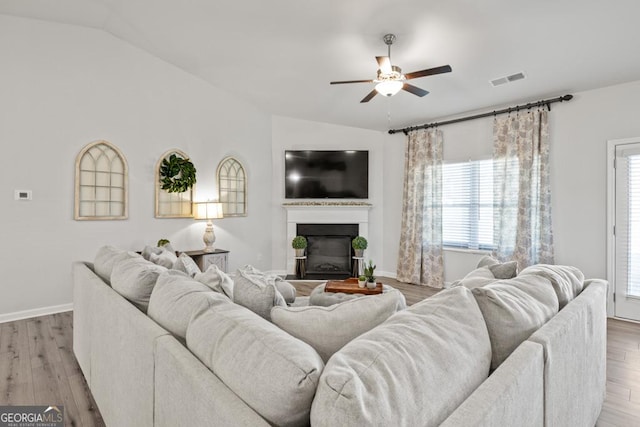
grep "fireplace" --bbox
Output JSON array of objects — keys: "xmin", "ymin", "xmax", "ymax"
[
  {"xmin": 297, "ymin": 224, "xmax": 358, "ymax": 279},
  {"xmin": 283, "ymin": 202, "xmax": 371, "ymax": 279}
]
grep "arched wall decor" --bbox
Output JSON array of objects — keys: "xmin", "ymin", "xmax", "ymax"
[
  {"xmin": 75, "ymin": 140, "xmax": 128, "ymax": 220},
  {"xmin": 155, "ymin": 149, "xmax": 195, "ymax": 218},
  {"xmin": 217, "ymin": 156, "xmax": 247, "ymax": 217}
]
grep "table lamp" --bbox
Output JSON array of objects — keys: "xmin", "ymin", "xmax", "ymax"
[{"xmin": 193, "ymin": 201, "xmax": 223, "ymax": 252}]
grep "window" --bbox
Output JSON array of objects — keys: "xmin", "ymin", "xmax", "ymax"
[
  {"xmin": 75, "ymin": 140, "xmax": 128, "ymax": 220},
  {"xmin": 217, "ymin": 157, "xmax": 247, "ymax": 217},
  {"xmin": 442, "ymin": 159, "xmax": 494, "ymax": 250}
]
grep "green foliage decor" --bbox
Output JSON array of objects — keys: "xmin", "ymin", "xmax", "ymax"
[
  {"xmin": 364, "ymin": 260, "xmax": 377, "ymax": 282},
  {"xmin": 291, "ymin": 236, "xmax": 308, "ymax": 249},
  {"xmin": 352, "ymin": 236, "xmax": 368, "ymax": 250},
  {"xmin": 157, "ymin": 238, "xmax": 170, "ymax": 247},
  {"xmin": 160, "ymin": 154, "xmax": 197, "ymax": 193}
]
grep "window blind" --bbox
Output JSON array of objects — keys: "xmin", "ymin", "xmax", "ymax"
[{"xmin": 442, "ymin": 159, "xmax": 494, "ymax": 250}]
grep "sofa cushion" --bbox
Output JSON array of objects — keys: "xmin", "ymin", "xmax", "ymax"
[
  {"xmin": 233, "ymin": 265, "xmax": 286, "ymax": 321},
  {"xmin": 111, "ymin": 257, "xmax": 166, "ymax": 312},
  {"xmin": 195, "ymin": 265, "xmax": 234, "ymax": 299},
  {"xmin": 271, "ymin": 290, "xmax": 403, "ymax": 363},
  {"xmin": 310, "ymin": 286, "xmax": 491, "ymax": 427},
  {"xmin": 519, "ymin": 264, "xmax": 585, "ymax": 309},
  {"xmin": 471, "ymin": 275, "xmax": 559, "ymax": 370},
  {"xmin": 94, "ymin": 245, "xmax": 140, "ymax": 284},
  {"xmin": 172, "ymin": 253, "xmax": 201, "ymax": 278},
  {"xmin": 186, "ymin": 301, "xmax": 324, "ymax": 427},
  {"xmin": 149, "ymin": 247, "xmax": 178, "ymax": 269},
  {"xmin": 148, "ymin": 270, "xmax": 231, "ymax": 339}
]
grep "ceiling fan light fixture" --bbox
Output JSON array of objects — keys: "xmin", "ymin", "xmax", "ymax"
[{"xmin": 375, "ymin": 80, "xmax": 403, "ymax": 97}]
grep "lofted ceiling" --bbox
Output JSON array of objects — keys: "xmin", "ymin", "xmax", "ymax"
[{"xmin": 2, "ymin": 0, "xmax": 640, "ymax": 131}]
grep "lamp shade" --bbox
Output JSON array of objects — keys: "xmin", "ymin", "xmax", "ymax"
[
  {"xmin": 194, "ymin": 202, "xmax": 223, "ymax": 220},
  {"xmin": 375, "ymin": 80, "xmax": 403, "ymax": 97}
]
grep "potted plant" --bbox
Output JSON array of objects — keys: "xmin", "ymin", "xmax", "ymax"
[
  {"xmin": 358, "ymin": 275, "xmax": 366, "ymax": 288},
  {"xmin": 292, "ymin": 236, "xmax": 307, "ymax": 257},
  {"xmin": 364, "ymin": 260, "xmax": 377, "ymax": 289},
  {"xmin": 352, "ymin": 236, "xmax": 368, "ymax": 257}
]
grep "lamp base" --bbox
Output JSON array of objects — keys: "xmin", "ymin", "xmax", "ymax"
[{"xmin": 203, "ymin": 220, "xmax": 216, "ymax": 253}]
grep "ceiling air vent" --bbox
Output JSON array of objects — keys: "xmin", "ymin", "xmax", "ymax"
[{"xmin": 491, "ymin": 72, "xmax": 526, "ymax": 87}]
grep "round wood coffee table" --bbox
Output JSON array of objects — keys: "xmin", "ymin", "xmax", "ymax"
[{"xmin": 309, "ymin": 282, "xmax": 405, "ymax": 309}]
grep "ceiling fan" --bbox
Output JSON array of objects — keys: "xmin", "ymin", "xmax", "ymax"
[{"xmin": 330, "ymin": 34, "xmax": 452, "ymax": 103}]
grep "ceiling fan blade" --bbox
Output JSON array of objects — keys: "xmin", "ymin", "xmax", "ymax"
[
  {"xmin": 404, "ymin": 65, "xmax": 452, "ymax": 80},
  {"xmin": 376, "ymin": 56, "xmax": 392, "ymax": 74},
  {"xmin": 402, "ymin": 83, "xmax": 429, "ymax": 97},
  {"xmin": 360, "ymin": 89, "xmax": 378, "ymax": 103},
  {"xmin": 330, "ymin": 79, "xmax": 374, "ymax": 85}
]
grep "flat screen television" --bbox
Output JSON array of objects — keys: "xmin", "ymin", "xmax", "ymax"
[{"xmin": 284, "ymin": 150, "xmax": 368, "ymax": 199}]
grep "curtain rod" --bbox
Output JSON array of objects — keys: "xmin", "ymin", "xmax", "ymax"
[{"xmin": 388, "ymin": 94, "xmax": 573, "ymax": 135}]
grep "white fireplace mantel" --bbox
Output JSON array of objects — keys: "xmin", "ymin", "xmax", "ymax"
[{"xmin": 283, "ymin": 203, "xmax": 371, "ymax": 274}]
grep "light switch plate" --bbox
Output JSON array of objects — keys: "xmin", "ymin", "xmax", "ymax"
[{"xmin": 15, "ymin": 190, "xmax": 32, "ymax": 200}]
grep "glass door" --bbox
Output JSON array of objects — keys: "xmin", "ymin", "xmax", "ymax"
[{"xmin": 613, "ymin": 140, "xmax": 640, "ymax": 320}]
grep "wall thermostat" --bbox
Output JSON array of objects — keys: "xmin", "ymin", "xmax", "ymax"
[{"xmin": 14, "ymin": 190, "xmax": 32, "ymax": 200}]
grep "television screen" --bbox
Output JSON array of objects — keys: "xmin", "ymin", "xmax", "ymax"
[{"xmin": 285, "ymin": 150, "xmax": 369, "ymax": 199}]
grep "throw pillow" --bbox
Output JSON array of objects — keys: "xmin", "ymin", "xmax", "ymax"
[
  {"xmin": 195, "ymin": 264, "xmax": 234, "ymax": 299},
  {"xmin": 172, "ymin": 253, "xmax": 201, "ymax": 278},
  {"xmin": 238, "ymin": 266, "xmax": 296, "ymax": 304},
  {"xmin": 233, "ymin": 265, "xmax": 286, "ymax": 321},
  {"xmin": 476, "ymin": 255, "xmax": 500, "ymax": 268},
  {"xmin": 93, "ymin": 245, "xmax": 140, "ymax": 284},
  {"xmin": 471, "ymin": 275, "xmax": 559, "ymax": 370},
  {"xmin": 274, "ymin": 277, "xmax": 296, "ymax": 304},
  {"xmin": 148, "ymin": 270, "xmax": 230, "ymax": 339},
  {"xmin": 187, "ymin": 301, "xmax": 324, "ymax": 427},
  {"xmin": 149, "ymin": 247, "xmax": 178, "ymax": 269},
  {"xmin": 271, "ymin": 290, "xmax": 403, "ymax": 362},
  {"xmin": 310, "ymin": 286, "xmax": 491, "ymax": 426},
  {"xmin": 489, "ymin": 260, "xmax": 518, "ymax": 279},
  {"xmin": 111, "ymin": 257, "xmax": 166, "ymax": 313},
  {"xmin": 456, "ymin": 266, "xmax": 498, "ymax": 289},
  {"xmin": 141, "ymin": 245, "xmax": 163, "ymax": 261},
  {"xmin": 518, "ymin": 264, "xmax": 585, "ymax": 309}
]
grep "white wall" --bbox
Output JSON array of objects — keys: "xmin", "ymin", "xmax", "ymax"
[
  {"xmin": 0, "ymin": 15, "xmax": 272, "ymax": 318},
  {"xmin": 383, "ymin": 80, "xmax": 640, "ymax": 284},
  {"xmin": 270, "ymin": 116, "xmax": 387, "ymax": 275}
]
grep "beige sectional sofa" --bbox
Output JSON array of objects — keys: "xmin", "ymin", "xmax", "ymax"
[{"xmin": 73, "ymin": 247, "xmax": 607, "ymax": 426}]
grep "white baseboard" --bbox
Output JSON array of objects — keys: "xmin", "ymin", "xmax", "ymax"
[
  {"xmin": 0, "ymin": 303, "xmax": 74, "ymax": 324},
  {"xmin": 378, "ymin": 270, "xmax": 397, "ymax": 280},
  {"xmin": 265, "ymin": 269, "xmax": 288, "ymax": 277}
]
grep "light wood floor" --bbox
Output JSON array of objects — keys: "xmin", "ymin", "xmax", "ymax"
[
  {"xmin": 1, "ymin": 281, "xmax": 638, "ymax": 427},
  {"xmin": 0, "ymin": 311, "xmax": 104, "ymax": 426}
]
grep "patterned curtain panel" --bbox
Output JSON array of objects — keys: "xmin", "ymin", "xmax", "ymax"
[
  {"xmin": 493, "ymin": 110, "xmax": 554, "ymax": 268},
  {"xmin": 397, "ymin": 129, "xmax": 444, "ymax": 288}
]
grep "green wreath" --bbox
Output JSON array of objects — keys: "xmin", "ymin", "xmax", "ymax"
[{"xmin": 160, "ymin": 154, "xmax": 197, "ymax": 193}]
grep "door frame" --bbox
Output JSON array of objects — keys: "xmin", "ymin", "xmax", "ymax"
[{"xmin": 607, "ymin": 136, "xmax": 640, "ymax": 321}]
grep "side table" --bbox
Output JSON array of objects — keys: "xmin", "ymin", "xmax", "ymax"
[
  {"xmin": 294, "ymin": 256, "xmax": 306, "ymax": 279},
  {"xmin": 184, "ymin": 249, "xmax": 229, "ymax": 273},
  {"xmin": 352, "ymin": 256, "xmax": 365, "ymax": 277}
]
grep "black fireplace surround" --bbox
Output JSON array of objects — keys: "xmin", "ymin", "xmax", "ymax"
[{"xmin": 296, "ymin": 223, "xmax": 358, "ymax": 280}]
